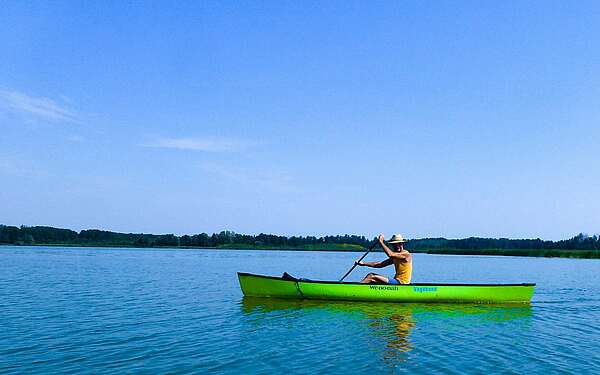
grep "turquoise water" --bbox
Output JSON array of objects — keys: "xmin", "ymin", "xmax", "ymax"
[{"xmin": 1, "ymin": 246, "xmax": 599, "ymax": 374}]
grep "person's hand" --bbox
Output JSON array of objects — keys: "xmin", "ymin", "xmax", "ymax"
[
  {"xmin": 355, "ymin": 261, "xmax": 363, "ymax": 266},
  {"xmin": 378, "ymin": 233, "xmax": 385, "ymax": 243}
]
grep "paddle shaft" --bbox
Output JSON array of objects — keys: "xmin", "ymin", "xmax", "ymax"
[{"xmin": 339, "ymin": 240, "xmax": 380, "ymax": 282}]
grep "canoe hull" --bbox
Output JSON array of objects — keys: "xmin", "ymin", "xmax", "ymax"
[{"xmin": 238, "ymin": 273, "xmax": 535, "ymax": 304}]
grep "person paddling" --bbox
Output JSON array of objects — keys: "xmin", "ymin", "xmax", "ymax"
[{"xmin": 357, "ymin": 234, "xmax": 412, "ymax": 284}]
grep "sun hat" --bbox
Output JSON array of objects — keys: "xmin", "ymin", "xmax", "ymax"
[{"xmin": 388, "ymin": 234, "xmax": 408, "ymax": 244}]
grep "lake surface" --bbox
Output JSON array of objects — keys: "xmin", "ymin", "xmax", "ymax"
[{"xmin": 1, "ymin": 246, "xmax": 599, "ymax": 374}]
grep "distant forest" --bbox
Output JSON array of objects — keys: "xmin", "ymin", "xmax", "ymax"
[{"xmin": 1, "ymin": 224, "xmax": 600, "ymax": 252}]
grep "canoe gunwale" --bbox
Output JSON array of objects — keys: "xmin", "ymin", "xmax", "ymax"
[{"xmin": 237, "ymin": 272, "xmax": 536, "ymax": 287}]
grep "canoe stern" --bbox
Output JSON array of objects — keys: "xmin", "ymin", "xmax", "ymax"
[{"xmin": 238, "ymin": 272, "xmax": 302, "ymax": 298}]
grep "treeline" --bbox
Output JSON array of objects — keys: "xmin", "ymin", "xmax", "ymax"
[
  {"xmin": 408, "ymin": 233, "xmax": 600, "ymax": 251},
  {"xmin": 0, "ymin": 225, "xmax": 370, "ymax": 249},
  {"xmin": 1, "ymin": 224, "xmax": 600, "ymax": 251}
]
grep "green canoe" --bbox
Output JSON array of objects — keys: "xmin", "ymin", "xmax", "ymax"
[{"xmin": 238, "ymin": 272, "xmax": 535, "ymax": 304}]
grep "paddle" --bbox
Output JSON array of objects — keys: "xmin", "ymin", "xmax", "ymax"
[{"xmin": 339, "ymin": 239, "xmax": 380, "ymax": 282}]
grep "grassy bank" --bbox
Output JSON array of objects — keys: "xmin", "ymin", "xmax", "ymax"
[
  {"xmin": 215, "ymin": 243, "xmax": 365, "ymax": 251},
  {"xmin": 0, "ymin": 242, "xmax": 366, "ymax": 252}
]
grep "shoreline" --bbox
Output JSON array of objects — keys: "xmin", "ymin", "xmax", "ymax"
[{"xmin": 2, "ymin": 243, "xmax": 600, "ymax": 259}]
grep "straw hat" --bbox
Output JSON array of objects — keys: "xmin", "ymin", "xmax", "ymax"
[{"xmin": 388, "ymin": 234, "xmax": 408, "ymax": 244}]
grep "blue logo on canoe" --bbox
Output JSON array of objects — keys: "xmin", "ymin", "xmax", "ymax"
[{"xmin": 413, "ymin": 286, "xmax": 438, "ymax": 293}]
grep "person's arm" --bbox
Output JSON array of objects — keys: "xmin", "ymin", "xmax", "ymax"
[
  {"xmin": 378, "ymin": 234, "xmax": 395, "ymax": 258},
  {"xmin": 378, "ymin": 234, "xmax": 409, "ymax": 260},
  {"xmin": 357, "ymin": 258, "xmax": 393, "ymax": 268}
]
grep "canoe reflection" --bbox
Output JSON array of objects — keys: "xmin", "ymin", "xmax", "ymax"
[{"xmin": 241, "ymin": 297, "xmax": 532, "ymax": 364}]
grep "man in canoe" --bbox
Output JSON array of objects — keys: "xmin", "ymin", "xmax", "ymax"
[{"xmin": 357, "ymin": 234, "xmax": 412, "ymax": 284}]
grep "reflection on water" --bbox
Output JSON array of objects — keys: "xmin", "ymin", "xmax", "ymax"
[
  {"xmin": 365, "ymin": 305, "xmax": 414, "ymax": 364},
  {"xmin": 241, "ymin": 297, "xmax": 533, "ymax": 367},
  {"xmin": 382, "ymin": 310, "xmax": 414, "ymax": 361}
]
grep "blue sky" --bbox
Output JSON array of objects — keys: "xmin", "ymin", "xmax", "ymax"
[{"xmin": 1, "ymin": 1, "xmax": 599, "ymax": 239}]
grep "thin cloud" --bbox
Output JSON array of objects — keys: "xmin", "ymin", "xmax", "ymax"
[
  {"xmin": 67, "ymin": 135, "xmax": 85, "ymax": 142},
  {"xmin": 0, "ymin": 89, "xmax": 80, "ymax": 124},
  {"xmin": 0, "ymin": 155, "xmax": 46, "ymax": 179},
  {"xmin": 200, "ymin": 162, "xmax": 301, "ymax": 194},
  {"xmin": 144, "ymin": 137, "xmax": 246, "ymax": 152}
]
